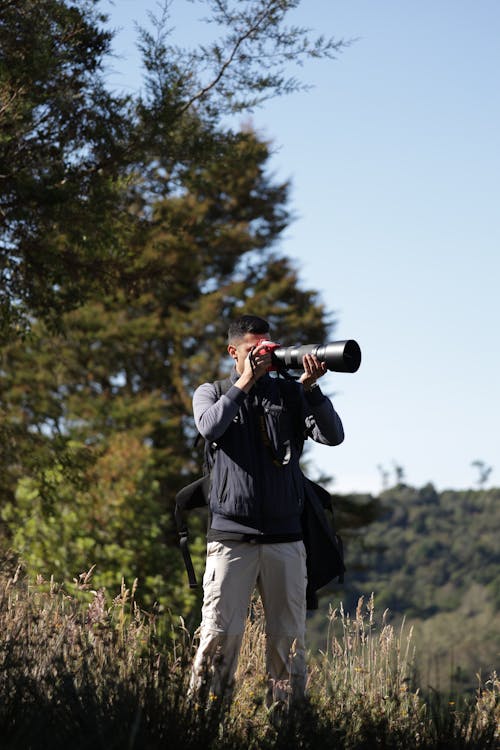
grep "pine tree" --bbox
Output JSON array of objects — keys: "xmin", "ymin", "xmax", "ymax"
[
  {"xmin": 1, "ymin": 0, "xmax": 344, "ymax": 341},
  {"xmin": 1, "ymin": 1, "xmax": 347, "ymax": 613},
  {"xmin": 0, "ymin": 128, "xmax": 334, "ymax": 613},
  {"xmin": 0, "ymin": 0, "xmax": 135, "ymax": 338}
]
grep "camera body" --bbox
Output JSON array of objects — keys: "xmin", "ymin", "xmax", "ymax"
[
  {"xmin": 254, "ymin": 340, "xmax": 281, "ymax": 371},
  {"xmin": 255, "ymin": 339, "xmax": 361, "ymax": 374}
]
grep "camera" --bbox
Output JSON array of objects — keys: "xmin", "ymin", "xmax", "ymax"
[{"xmin": 255, "ymin": 339, "xmax": 361, "ymax": 373}]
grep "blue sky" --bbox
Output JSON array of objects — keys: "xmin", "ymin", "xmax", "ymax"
[{"xmin": 102, "ymin": 1, "xmax": 499, "ymax": 495}]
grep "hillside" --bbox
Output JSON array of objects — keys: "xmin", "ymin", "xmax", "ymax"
[{"xmin": 313, "ymin": 484, "xmax": 500, "ymax": 694}]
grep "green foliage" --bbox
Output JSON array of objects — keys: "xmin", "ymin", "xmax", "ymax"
[
  {"xmin": 0, "ymin": 0, "xmax": 134, "ymax": 336},
  {"xmin": 347, "ymin": 484, "xmax": 500, "ymax": 617},
  {"xmin": 137, "ymin": 0, "xmax": 345, "ymax": 116},
  {"xmin": 0, "ymin": 120, "xmax": 333, "ymax": 607},
  {"xmin": 1, "ymin": 436, "xmax": 189, "ymax": 608},
  {"xmin": 0, "ymin": 1, "xmax": 344, "ymax": 615},
  {"xmin": 330, "ymin": 483, "xmax": 500, "ymax": 694},
  {"xmin": 1, "ymin": 0, "xmax": 346, "ymax": 342}
]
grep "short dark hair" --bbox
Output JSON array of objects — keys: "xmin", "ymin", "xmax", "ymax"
[{"xmin": 227, "ymin": 314, "xmax": 270, "ymax": 344}]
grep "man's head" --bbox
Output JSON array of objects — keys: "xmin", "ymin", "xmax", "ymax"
[
  {"xmin": 227, "ymin": 314, "xmax": 270, "ymax": 374},
  {"xmin": 227, "ymin": 314, "xmax": 270, "ymax": 345}
]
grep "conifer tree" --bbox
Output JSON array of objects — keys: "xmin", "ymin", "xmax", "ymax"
[
  {"xmin": 0, "ymin": 0, "xmax": 345, "ymax": 612},
  {"xmin": 1, "ymin": 0, "xmax": 344, "ymax": 341},
  {"xmin": 0, "ymin": 127, "xmax": 333, "ymax": 613},
  {"xmin": 0, "ymin": 0, "xmax": 134, "ymax": 338}
]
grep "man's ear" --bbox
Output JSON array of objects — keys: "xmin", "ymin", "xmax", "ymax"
[{"xmin": 227, "ymin": 344, "xmax": 237, "ymax": 361}]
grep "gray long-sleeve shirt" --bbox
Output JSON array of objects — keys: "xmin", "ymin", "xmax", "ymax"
[{"xmin": 194, "ymin": 377, "xmax": 344, "ymax": 446}]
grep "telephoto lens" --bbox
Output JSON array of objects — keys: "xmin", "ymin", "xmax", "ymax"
[{"xmin": 272, "ymin": 340, "xmax": 361, "ymax": 373}]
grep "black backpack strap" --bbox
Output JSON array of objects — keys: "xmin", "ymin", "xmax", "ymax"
[
  {"xmin": 201, "ymin": 377, "xmax": 232, "ymax": 469},
  {"xmin": 214, "ymin": 377, "xmax": 232, "ymax": 396},
  {"xmin": 176, "ymin": 376, "xmax": 233, "ymax": 587},
  {"xmin": 174, "ymin": 475, "xmax": 211, "ymax": 588},
  {"xmin": 179, "ymin": 534, "xmax": 198, "ymax": 588}
]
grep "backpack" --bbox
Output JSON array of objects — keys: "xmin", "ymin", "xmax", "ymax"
[{"xmin": 174, "ymin": 377, "xmax": 345, "ymax": 610}]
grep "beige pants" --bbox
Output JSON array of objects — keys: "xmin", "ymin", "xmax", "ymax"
[{"xmin": 190, "ymin": 540, "xmax": 307, "ymax": 706}]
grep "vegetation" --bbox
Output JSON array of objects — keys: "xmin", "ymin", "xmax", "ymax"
[
  {"xmin": 0, "ymin": 0, "xmax": 345, "ymax": 341},
  {"xmin": 1, "ymin": 3, "xmax": 498, "ymax": 745},
  {"xmin": 0, "ymin": 562, "xmax": 498, "ymax": 749},
  {"xmin": 322, "ymin": 483, "xmax": 500, "ymax": 695},
  {"xmin": 0, "ymin": 0, "xmax": 344, "ymax": 615}
]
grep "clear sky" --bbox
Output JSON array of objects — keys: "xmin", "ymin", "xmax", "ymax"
[{"xmin": 102, "ymin": 0, "xmax": 500, "ymax": 495}]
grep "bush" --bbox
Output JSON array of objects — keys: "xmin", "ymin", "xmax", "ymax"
[{"xmin": 0, "ymin": 561, "xmax": 498, "ymax": 749}]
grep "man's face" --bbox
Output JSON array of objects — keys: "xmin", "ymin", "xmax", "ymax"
[{"xmin": 228, "ymin": 332, "xmax": 269, "ymax": 374}]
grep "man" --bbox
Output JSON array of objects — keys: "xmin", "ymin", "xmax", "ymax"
[{"xmin": 189, "ymin": 314, "xmax": 344, "ymax": 710}]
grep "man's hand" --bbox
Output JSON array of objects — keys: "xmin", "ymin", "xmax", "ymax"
[
  {"xmin": 235, "ymin": 345, "xmax": 272, "ymax": 392},
  {"xmin": 245, "ymin": 345, "xmax": 272, "ymax": 381},
  {"xmin": 299, "ymin": 354, "xmax": 327, "ymax": 391}
]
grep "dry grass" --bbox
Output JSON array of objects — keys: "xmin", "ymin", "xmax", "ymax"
[{"xmin": 0, "ymin": 560, "xmax": 498, "ymax": 749}]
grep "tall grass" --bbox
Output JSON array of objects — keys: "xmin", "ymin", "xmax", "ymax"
[{"xmin": 0, "ymin": 561, "xmax": 498, "ymax": 749}]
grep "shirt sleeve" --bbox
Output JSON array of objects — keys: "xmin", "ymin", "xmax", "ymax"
[
  {"xmin": 193, "ymin": 382, "xmax": 247, "ymax": 442},
  {"xmin": 302, "ymin": 385, "xmax": 344, "ymax": 446}
]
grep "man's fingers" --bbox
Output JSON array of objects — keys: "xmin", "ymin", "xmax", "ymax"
[{"xmin": 303, "ymin": 353, "xmax": 327, "ymax": 378}]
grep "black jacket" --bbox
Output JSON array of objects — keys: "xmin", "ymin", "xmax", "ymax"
[{"xmin": 193, "ymin": 369, "xmax": 344, "ymax": 535}]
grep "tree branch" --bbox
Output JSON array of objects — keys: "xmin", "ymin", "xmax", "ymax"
[{"xmin": 178, "ymin": 5, "xmax": 271, "ymax": 114}]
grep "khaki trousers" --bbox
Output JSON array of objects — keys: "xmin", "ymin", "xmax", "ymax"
[{"xmin": 190, "ymin": 539, "xmax": 307, "ymax": 706}]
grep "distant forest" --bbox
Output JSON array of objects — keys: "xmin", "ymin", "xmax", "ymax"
[{"xmin": 314, "ymin": 483, "xmax": 500, "ymax": 695}]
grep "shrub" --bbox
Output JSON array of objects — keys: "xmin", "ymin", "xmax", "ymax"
[{"xmin": 0, "ymin": 561, "xmax": 498, "ymax": 749}]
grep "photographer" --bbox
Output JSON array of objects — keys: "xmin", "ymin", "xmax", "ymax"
[{"xmin": 189, "ymin": 314, "xmax": 344, "ymax": 712}]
